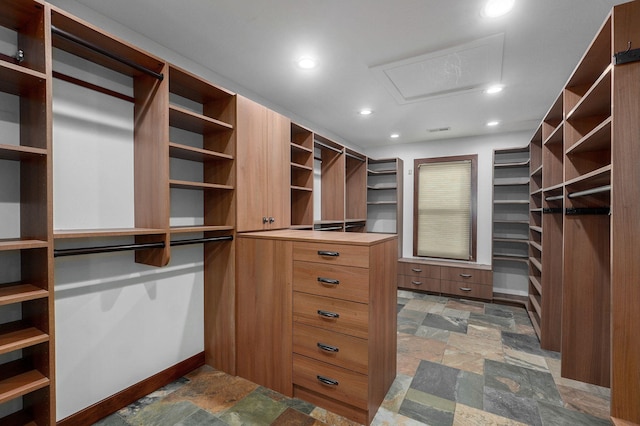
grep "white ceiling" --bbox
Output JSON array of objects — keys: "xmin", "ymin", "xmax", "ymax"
[{"xmin": 72, "ymin": 0, "xmax": 625, "ymax": 149}]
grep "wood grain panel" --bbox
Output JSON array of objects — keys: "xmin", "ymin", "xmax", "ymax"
[
  {"xmin": 540, "ymin": 211, "xmax": 563, "ymax": 352},
  {"xmin": 293, "ymin": 293, "xmax": 368, "ymax": 339},
  {"xmin": 267, "ymin": 109, "xmax": 291, "ymax": 229},
  {"xmin": 293, "ymin": 242, "xmax": 369, "ymax": 268},
  {"xmin": 293, "ymin": 323, "xmax": 368, "ymax": 374},
  {"xmin": 293, "ymin": 261, "xmax": 369, "ymax": 303}
]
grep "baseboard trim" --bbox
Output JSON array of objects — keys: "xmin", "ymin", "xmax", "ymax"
[{"xmin": 57, "ymin": 352, "xmax": 205, "ymax": 426}]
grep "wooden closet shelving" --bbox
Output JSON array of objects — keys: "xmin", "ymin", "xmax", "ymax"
[
  {"xmin": 313, "ymin": 135, "xmax": 345, "ymax": 231},
  {"xmin": 0, "ymin": 1, "xmax": 53, "ymax": 424},
  {"xmin": 290, "ymin": 123, "xmax": 314, "ymax": 229},
  {"xmin": 344, "ymin": 148, "xmax": 367, "ymax": 232},
  {"xmin": 366, "ymin": 158, "xmax": 403, "ymax": 254}
]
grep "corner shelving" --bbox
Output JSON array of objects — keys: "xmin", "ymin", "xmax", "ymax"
[
  {"xmin": 492, "ymin": 147, "xmax": 530, "ymax": 299},
  {"xmin": 366, "ymin": 158, "xmax": 403, "ymax": 252},
  {"xmin": 0, "ymin": 1, "xmax": 53, "ymax": 424},
  {"xmin": 290, "ymin": 123, "xmax": 314, "ymax": 229}
]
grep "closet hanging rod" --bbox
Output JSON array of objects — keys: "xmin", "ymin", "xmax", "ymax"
[
  {"xmin": 545, "ymin": 194, "xmax": 564, "ymax": 201},
  {"xmin": 170, "ymin": 235, "xmax": 234, "ymax": 247},
  {"xmin": 315, "ymin": 226, "xmax": 344, "ymax": 231},
  {"xmin": 344, "ymin": 224, "xmax": 365, "ymax": 229},
  {"xmin": 315, "ymin": 140, "xmax": 343, "ymax": 154},
  {"xmin": 345, "ymin": 152, "xmax": 366, "ymax": 162},
  {"xmin": 567, "ymin": 185, "xmax": 611, "ymax": 199},
  {"xmin": 53, "ymin": 71, "xmax": 135, "ymax": 103},
  {"xmin": 54, "ymin": 241, "xmax": 165, "ymax": 258},
  {"xmin": 51, "ymin": 25, "xmax": 164, "ymax": 81}
]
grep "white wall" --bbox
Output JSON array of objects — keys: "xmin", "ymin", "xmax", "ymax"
[{"xmin": 365, "ymin": 131, "xmax": 531, "ymax": 266}]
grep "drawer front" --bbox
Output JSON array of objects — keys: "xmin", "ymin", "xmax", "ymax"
[
  {"xmin": 397, "ymin": 274, "xmax": 441, "ymax": 292},
  {"xmin": 441, "ymin": 266, "xmax": 492, "ymax": 285},
  {"xmin": 398, "ymin": 262, "xmax": 440, "ymax": 279},
  {"xmin": 293, "ymin": 242, "xmax": 369, "ymax": 268},
  {"xmin": 294, "ymin": 261, "xmax": 369, "ymax": 303},
  {"xmin": 293, "ymin": 292, "xmax": 368, "ymax": 339},
  {"xmin": 441, "ymin": 280, "xmax": 492, "ymax": 300},
  {"xmin": 293, "ymin": 354, "xmax": 368, "ymax": 410},
  {"xmin": 293, "ymin": 323, "xmax": 368, "ymax": 374}
]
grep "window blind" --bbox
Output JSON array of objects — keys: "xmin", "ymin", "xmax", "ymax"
[{"xmin": 417, "ymin": 160, "xmax": 472, "ymax": 260}]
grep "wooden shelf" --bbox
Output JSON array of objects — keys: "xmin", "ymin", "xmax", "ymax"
[
  {"xmin": 291, "ymin": 162, "xmax": 313, "ymax": 172},
  {"xmin": 0, "ymin": 144, "xmax": 47, "ymax": 161},
  {"xmin": 530, "ymin": 257, "xmax": 542, "ymax": 272},
  {"xmin": 531, "ymin": 164, "xmax": 543, "ymax": 176},
  {"xmin": 567, "ymin": 66, "xmax": 612, "ymax": 121},
  {"xmin": 0, "ymin": 61, "xmax": 47, "ymax": 96},
  {"xmin": 494, "ymin": 177, "xmax": 530, "ymax": 186},
  {"xmin": 0, "ymin": 370, "xmax": 49, "ymax": 405},
  {"xmin": 543, "ymin": 183, "xmax": 564, "ymax": 193},
  {"xmin": 367, "ymin": 184, "xmax": 397, "ymax": 190},
  {"xmin": 169, "ymin": 105, "xmax": 233, "ymax": 134},
  {"xmin": 494, "ymin": 159, "xmax": 530, "ymax": 168},
  {"xmin": 565, "ymin": 117, "xmax": 611, "ymax": 156},
  {"xmin": 493, "ymin": 255, "xmax": 529, "ymax": 263},
  {"xmin": 529, "ymin": 310, "xmax": 542, "ymax": 338},
  {"xmin": 544, "ymin": 122, "xmax": 564, "ymax": 146},
  {"xmin": 0, "ymin": 239, "xmax": 48, "ymax": 251},
  {"xmin": 564, "ymin": 165, "xmax": 611, "ymax": 191},
  {"xmin": 0, "ymin": 284, "xmax": 48, "ymax": 306},
  {"xmin": 530, "ymin": 241, "xmax": 542, "ymax": 252},
  {"xmin": 291, "ymin": 185, "xmax": 312, "ymax": 192},
  {"xmin": 169, "ymin": 179, "xmax": 233, "ymax": 191},
  {"xmin": 529, "ymin": 293, "xmax": 542, "ymax": 317},
  {"xmin": 169, "ymin": 225, "xmax": 234, "ymax": 234},
  {"xmin": 367, "ymin": 169, "xmax": 396, "ymax": 175},
  {"xmin": 169, "ymin": 142, "xmax": 233, "ymax": 162},
  {"xmin": 168, "ymin": 64, "xmax": 234, "ymax": 104},
  {"xmin": 0, "ymin": 325, "xmax": 48, "ymax": 355},
  {"xmin": 291, "ymin": 143, "xmax": 313, "ymax": 154},
  {"xmin": 493, "ymin": 200, "xmax": 529, "ymax": 205},
  {"xmin": 54, "ymin": 228, "xmax": 165, "ymax": 239},
  {"xmin": 530, "ymin": 226, "xmax": 542, "ymax": 233},
  {"xmin": 529, "ymin": 275, "xmax": 542, "ymax": 295}
]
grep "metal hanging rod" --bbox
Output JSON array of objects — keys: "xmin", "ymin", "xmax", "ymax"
[
  {"xmin": 314, "ymin": 140, "xmax": 343, "ymax": 154},
  {"xmin": 54, "ymin": 241, "xmax": 165, "ymax": 258},
  {"xmin": 344, "ymin": 223, "xmax": 365, "ymax": 229},
  {"xmin": 345, "ymin": 152, "xmax": 366, "ymax": 162},
  {"xmin": 315, "ymin": 226, "xmax": 344, "ymax": 231},
  {"xmin": 51, "ymin": 25, "xmax": 164, "ymax": 81},
  {"xmin": 545, "ymin": 194, "xmax": 564, "ymax": 201},
  {"xmin": 567, "ymin": 185, "xmax": 611, "ymax": 199},
  {"xmin": 565, "ymin": 207, "xmax": 610, "ymax": 216},
  {"xmin": 170, "ymin": 235, "xmax": 234, "ymax": 247},
  {"xmin": 543, "ymin": 207, "xmax": 563, "ymax": 214}
]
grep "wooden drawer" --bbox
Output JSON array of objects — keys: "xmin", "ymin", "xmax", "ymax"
[
  {"xmin": 293, "ymin": 354, "xmax": 368, "ymax": 410},
  {"xmin": 293, "ymin": 292, "xmax": 368, "ymax": 339},
  {"xmin": 293, "ymin": 323, "xmax": 368, "ymax": 374},
  {"xmin": 441, "ymin": 266, "xmax": 492, "ymax": 285},
  {"xmin": 398, "ymin": 274, "xmax": 441, "ymax": 292},
  {"xmin": 441, "ymin": 280, "xmax": 492, "ymax": 300},
  {"xmin": 293, "ymin": 242, "xmax": 369, "ymax": 268},
  {"xmin": 293, "ymin": 261, "xmax": 369, "ymax": 303},
  {"xmin": 398, "ymin": 262, "xmax": 440, "ymax": 279}
]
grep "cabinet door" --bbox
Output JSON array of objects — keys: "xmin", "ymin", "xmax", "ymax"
[
  {"xmin": 236, "ymin": 237, "xmax": 293, "ymax": 395},
  {"xmin": 267, "ymin": 109, "xmax": 291, "ymax": 229},
  {"xmin": 236, "ymin": 96, "xmax": 268, "ymax": 231}
]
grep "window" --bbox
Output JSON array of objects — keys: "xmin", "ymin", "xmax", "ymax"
[{"xmin": 413, "ymin": 155, "xmax": 477, "ymax": 260}]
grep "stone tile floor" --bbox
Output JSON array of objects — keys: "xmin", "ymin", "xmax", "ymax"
[{"xmin": 95, "ymin": 290, "xmax": 611, "ymax": 425}]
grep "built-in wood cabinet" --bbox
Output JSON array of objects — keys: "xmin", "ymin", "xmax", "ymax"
[
  {"xmin": 492, "ymin": 147, "xmax": 530, "ymax": 299},
  {"xmin": 290, "ymin": 123, "xmax": 314, "ymax": 229},
  {"xmin": 236, "ymin": 230, "xmax": 397, "ymax": 425},
  {"xmin": 236, "ymin": 96, "xmax": 290, "ymax": 232},
  {"xmin": 0, "ymin": 2, "xmax": 54, "ymax": 423},
  {"xmin": 366, "ymin": 158, "xmax": 403, "ymax": 254}
]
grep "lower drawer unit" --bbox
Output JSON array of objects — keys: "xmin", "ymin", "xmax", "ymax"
[
  {"xmin": 293, "ymin": 292, "xmax": 368, "ymax": 339},
  {"xmin": 441, "ymin": 280, "xmax": 492, "ymax": 300},
  {"xmin": 293, "ymin": 323, "xmax": 368, "ymax": 374},
  {"xmin": 398, "ymin": 274, "xmax": 441, "ymax": 292},
  {"xmin": 293, "ymin": 353, "xmax": 368, "ymax": 410}
]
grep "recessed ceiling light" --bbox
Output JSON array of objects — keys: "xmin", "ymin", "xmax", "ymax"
[
  {"xmin": 482, "ymin": 0, "xmax": 515, "ymax": 17},
  {"xmin": 485, "ymin": 85, "xmax": 503, "ymax": 94},
  {"xmin": 297, "ymin": 56, "xmax": 317, "ymax": 69},
  {"xmin": 390, "ymin": 133, "xmax": 400, "ymax": 139},
  {"xmin": 487, "ymin": 120, "xmax": 500, "ymax": 127},
  {"xmin": 359, "ymin": 109, "xmax": 373, "ymax": 116}
]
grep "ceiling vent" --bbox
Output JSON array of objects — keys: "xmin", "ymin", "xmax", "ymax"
[{"xmin": 371, "ymin": 34, "xmax": 504, "ymax": 104}]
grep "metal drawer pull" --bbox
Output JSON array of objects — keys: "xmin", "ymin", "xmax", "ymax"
[
  {"xmin": 459, "ymin": 287, "xmax": 472, "ymax": 292},
  {"xmin": 411, "ymin": 268, "xmax": 422, "ymax": 272},
  {"xmin": 411, "ymin": 281, "xmax": 423, "ymax": 286},
  {"xmin": 317, "ymin": 342, "xmax": 339, "ymax": 353},
  {"xmin": 317, "ymin": 310, "xmax": 340, "ymax": 319},
  {"xmin": 459, "ymin": 273, "xmax": 472, "ymax": 278},
  {"xmin": 317, "ymin": 277, "xmax": 340, "ymax": 285},
  {"xmin": 317, "ymin": 375, "xmax": 339, "ymax": 386},
  {"xmin": 317, "ymin": 250, "xmax": 340, "ymax": 257}
]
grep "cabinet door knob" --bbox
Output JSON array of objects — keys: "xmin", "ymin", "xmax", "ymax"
[
  {"xmin": 317, "ymin": 309, "xmax": 340, "ymax": 319},
  {"xmin": 317, "ymin": 250, "xmax": 339, "ymax": 257},
  {"xmin": 317, "ymin": 277, "xmax": 340, "ymax": 285},
  {"xmin": 262, "ymin": 217, "xmax": 269, "ymax": 224},
  {"xmin": 459, "ymin": 273, "xmax": 472, "ymax": 278},
  {"xmin": 317, "ymin": 342, "xmax": 339, "ymax": 353},
  {"xmin": 317, "ymin": 375, "xmax": 339, "ymax": 386},
  {"xmin": 269, "ymin": 217, "xmax": 275, "ymax": 223}
]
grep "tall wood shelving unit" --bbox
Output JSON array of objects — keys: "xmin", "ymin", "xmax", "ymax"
[
  {"xmin": 529, "ymin": 2, "xmax": 640, "ymax": 422},
  {"xmin": 0, "ymin": 1, "xmax": 53, "ymax": 424},
  {"xmin": 344, "ymin": 148, "xmax": 367, "ymax": 232},
  {"xmin": 366, "ymin": 158, "xmax": 403, "ymax": 254},
  {"xmin": 527, "ymin": 126, "xmax": 543, "ymax": 338},
  {"xmin": 491, "ymin": 147, "xmax": 530, "ymax": 298},
  {"xmin": 290, "ymin": 123, "xmax": 314, "ymax": 230}
]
